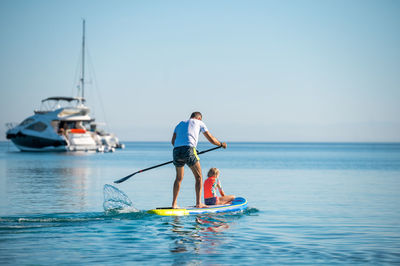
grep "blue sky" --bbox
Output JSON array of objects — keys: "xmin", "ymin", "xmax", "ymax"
[{"xmin": 1, "ymin": 0, "xmax": 399, "ymax": 142}]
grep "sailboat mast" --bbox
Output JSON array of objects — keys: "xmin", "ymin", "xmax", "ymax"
[{"xmin": 80, "ymin": 19, "xmax": 86, "ymax": 99}]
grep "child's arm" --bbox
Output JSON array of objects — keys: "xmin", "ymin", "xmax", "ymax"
[{"xmin": 217, "ymin": 180, "xmax": 225, "ymax": 196}]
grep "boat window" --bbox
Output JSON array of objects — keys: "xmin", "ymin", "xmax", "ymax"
[
  {"xmin": 51, "ymin": 120, "xmax": 59, "ymax": 132},
  {"xmin": 19, "ymin": 118, "xmax": 35, "ymax": 126},
  {"xmin": 26, "ymin": 122, "xmax": 48, "ymax": 132}
]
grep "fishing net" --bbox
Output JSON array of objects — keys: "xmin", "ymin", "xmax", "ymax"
[{"xmin": 103, "ymin": 184, "xmax": 136, "ymax": 212}]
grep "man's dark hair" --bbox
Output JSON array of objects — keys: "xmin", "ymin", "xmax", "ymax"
[{"xmin": 190, "ymin": 112, "xmax": 202, "ymax": 119}]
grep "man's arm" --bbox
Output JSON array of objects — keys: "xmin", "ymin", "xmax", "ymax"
[
  {"xmin": 171, "ymin": 132, "xmax": 176, "ymax": 146},
  {"xmin": 203, "ymin": 131, "xmax": 227, "ymax": 149}
]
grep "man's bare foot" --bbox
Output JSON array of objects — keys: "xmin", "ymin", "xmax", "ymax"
[
  {"xmin": 172, "ymin": 205, "xmax": 180, "ymax": 209},
  {"xmin": 196, "ymin": 203, "xmax": 208, "ymax": 208}
]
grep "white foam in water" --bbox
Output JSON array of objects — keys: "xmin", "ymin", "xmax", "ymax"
[{"xmin": 103, "ymin": 184, "xmax": 138, "ymax": 213}]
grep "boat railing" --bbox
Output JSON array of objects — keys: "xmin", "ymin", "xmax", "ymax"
[
  {"xmin": 35, "ymin": 97, "xmax": 87, "ymax": 112},
  {"xmin": 6, "ymin": 122, "xmax": 18, "ymax": 129}
]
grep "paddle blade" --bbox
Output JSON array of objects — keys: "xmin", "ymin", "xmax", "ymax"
[{"xmin": 114, "ymin": 173, "xmax": 136, "ymax": 184}]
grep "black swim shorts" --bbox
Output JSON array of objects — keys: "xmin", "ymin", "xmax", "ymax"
[
  {"xmin": 205, "ymin": 197, "xmax": 217, "ymax": 205},
  {"xmin": 173, "ymin": 146, "xmax": 199, "ymax": 167}
]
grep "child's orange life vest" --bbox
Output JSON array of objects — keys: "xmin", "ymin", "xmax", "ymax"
[{"xmin": 204, "ymin": 176, "xmax": 221, "ymax": 199}]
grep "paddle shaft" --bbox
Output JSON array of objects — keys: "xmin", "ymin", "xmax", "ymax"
[{"xmin": 114, "ymin": 145, "xmax": 222, "ymax": 184}]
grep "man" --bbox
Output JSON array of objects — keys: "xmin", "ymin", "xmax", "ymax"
[{"xmin": 171, "ymin": 112, "xmax": 227, "ymax": 208}]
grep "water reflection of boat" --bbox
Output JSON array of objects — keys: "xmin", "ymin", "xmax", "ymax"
[
  {"xmin": 5, "ymin": 20, "xmax": 123, "ymax": 152},
  {"xmin": 5, "ymin": 153, "xmax": 92, "ymax": 212}
]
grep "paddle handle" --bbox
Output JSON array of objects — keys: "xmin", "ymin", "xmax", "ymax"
[
  {"xmin": 114, "ymin": 145, "xmax": 223, "ymax": 184},
  {"xmin": 197, "ymin": 145, "xmax": 222, "ymax": 155}
]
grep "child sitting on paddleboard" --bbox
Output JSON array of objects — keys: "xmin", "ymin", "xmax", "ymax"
[{"xmin": 204, "ymin": 168, "xmax": 235, "ymax": 205}]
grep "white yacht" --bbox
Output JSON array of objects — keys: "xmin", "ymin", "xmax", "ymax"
[{"xmin": 6, "ymin": 20, "xmax": 124, "ymax": 152}]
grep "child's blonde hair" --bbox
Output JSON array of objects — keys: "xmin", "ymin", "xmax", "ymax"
[{"xmin": 207, "ymin": 167, "xmax": 220, "ymax": 177}]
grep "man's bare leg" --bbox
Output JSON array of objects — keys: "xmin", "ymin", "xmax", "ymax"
[
  {"xmin": 190, "ymin": 162, "xmax": 207, "ymax": 208},
  {"xmin": 172, "ymin": 166, "xmax": 184, "ymax": 209}
]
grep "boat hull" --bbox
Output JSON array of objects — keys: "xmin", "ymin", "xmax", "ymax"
[{"xmin": 7, "ymin": 132, "xmax": 68, "ymax": 151}]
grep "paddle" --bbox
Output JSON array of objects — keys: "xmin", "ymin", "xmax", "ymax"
[{"xmin": 113, "ymin": 145, "xmax": 223, "ymax": 184}]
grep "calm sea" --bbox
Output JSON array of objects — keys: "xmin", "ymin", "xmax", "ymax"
[{"xmin": 1, "ymin": 141, "xmax": 400, "ymax": 265}]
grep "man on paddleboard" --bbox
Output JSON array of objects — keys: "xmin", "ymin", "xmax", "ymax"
[{"xmin": 171, "ymin": 112, "xmax": 227, "ymax": 209}]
